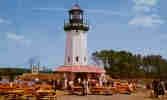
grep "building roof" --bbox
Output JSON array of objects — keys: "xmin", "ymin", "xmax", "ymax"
[
  {"xmin": 55, "ymin": 65, "xmax": 105, "ymax": 73},
  {"xmin": 69, "ymin": 3, "xmax": 83, "ymax": 11},
  {"xmin": 72, "ymin": 3, "xmax": 81, "ymax": 10}
]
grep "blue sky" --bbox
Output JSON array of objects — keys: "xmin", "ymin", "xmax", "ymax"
[{"xmin": 0, "ymin": 0, "xmax": 167, "ymax": 69}]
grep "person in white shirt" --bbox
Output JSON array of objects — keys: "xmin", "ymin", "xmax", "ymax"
[{"xmin": 78, "ymin": 78, "xmax": 81, "ymax": 84}]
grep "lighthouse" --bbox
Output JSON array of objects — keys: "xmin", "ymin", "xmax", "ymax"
[
  {"xmin": 55, "ymin": 3, "xmax": 105, "ymax": 84},
  {"xmin": 64, "ymin": 3, "xmax": 89, "ymax": 66}
]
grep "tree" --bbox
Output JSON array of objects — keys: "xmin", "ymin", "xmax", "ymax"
[{"xmin": 92, "ymin": 49, "xmax": 167, "ymax": 79}]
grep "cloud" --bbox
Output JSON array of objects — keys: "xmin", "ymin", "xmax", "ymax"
[
  {"xmin": 129, "ymin": 0, "xmax": 164, "ymax": 28},
  {"xmin": 133, "ymin": 0, "xmax": 159, "ymax": 12},
  {"xmin": 7, "ymin": 32, "xmax": 31, "ymax": 47},
  {"xmin": 7, "ymin": 32, "xmax": 25, "ymax": 40},
  {"xmin": 158, "ymin": 34, "xmax": 167, "ymax": 44},
  {"xmin": 129, "ymin": 14, "xmax": 165, "ymax": 27},
  {"xmin": 0, "ymin": 18, "xmax": 11, "ymax": 24},
  {"xmin": 133, "ymin": 5, "xmax": 152, "ymax": 12},
  {"xmin": 133, "ymin": 0, "xmax": 158, "ymax": 6}
]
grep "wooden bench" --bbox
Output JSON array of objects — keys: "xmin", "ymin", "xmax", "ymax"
[
  {"xmin": 37, "ymin": 95, "xmax": 57, "ymax": 100},
  {"xmin": 117, "ymin": 86, "xmax": 131, "ymax": 94},
  {"xmin": 90, "ymin": 87, "xmax": 114, "ymax": 95},
  {"xmin": 71, "ymin": 87, "xmax": 82, "ymax": 95}
]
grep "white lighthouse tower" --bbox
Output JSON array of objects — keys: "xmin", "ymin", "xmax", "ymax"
[{"xmin": 64, "ymin": 3, "xmax": 89, "ymax": 66}]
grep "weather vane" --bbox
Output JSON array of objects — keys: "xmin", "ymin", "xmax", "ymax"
[{"xmin": 75, "ymin": 0, "xmax": 79, "ymax": 4}]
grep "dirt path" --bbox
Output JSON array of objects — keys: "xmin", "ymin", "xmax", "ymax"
[
  {"xmin": 57, "ymin": 93, "xmax": 150, "ymax": 100},
  {"xmin": 56, "ymin": 88, "xmax": 158, "ymax": 100}
]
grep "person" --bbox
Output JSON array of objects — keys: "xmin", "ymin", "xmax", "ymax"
[
  {"xmin": 69, "ymin": 80, "xmax": 73, "ymax": 90},
  {"xmin": 78, "ymin": 78, "xmax": 81, "ymax": 84},
  {"xmin": 128, "ymin": 82, "xmax": 133, "ymax": 92},
  {"xmin": 64, "ymin": 79, "xmax": 68, "ymax": 89},
  {"xmin": 83, "ymin": 80, "xmax": 88, "ymax": 95},
  {"xmin": 57, "ymin": 80, "xmax": 60, "ymax": 89},
  {"xmin": 164, "ymin": 80, "xmax": 167, "ymax": 90},
  {"xmin": 81, "ymin": 81, "xmax": 85, "ymax": 96},
  {"xmin": 86, "ymin": 80, "xmax": 89, "ymax": 95},
  {"xmin": 152, "ymin": 79, "xmax": 159, "ymax": 98},
  {"xmin": 110, "ymin": 80, "xmax": 114, "ymax": 87},
  {"xmin": 9, "ymin": 82, "xmax": 13, "ymax": 88},
  {"xmin": 99, "ymin": 77, "xmax": 103, "ymax": 87},
  {"xmin": 158, "ymin": 80, "xmax": 165, "ymax": 99},
  {"xmin": 132, "ymin": 81, "xmax": 136, "ymax": 91}
]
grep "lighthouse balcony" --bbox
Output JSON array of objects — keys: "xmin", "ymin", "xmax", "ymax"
[{"xmin": 64, "ymin": 23, "xmax": 89, "ymax": 31}]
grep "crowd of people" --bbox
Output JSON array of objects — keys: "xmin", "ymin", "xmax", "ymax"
[{"xmin": 58, "ymin": 78, "xmax": 137, "ymax": 96}]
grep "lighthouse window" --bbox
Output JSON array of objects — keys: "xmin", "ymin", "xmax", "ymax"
[
  {"xmin": 73, "ymin": 11, "xmax": 80, "ymax": 19},
  {"xmin": 84, "ymin": 57, "xmax": 87, "ymax": 62},
  {"xmin": 68, "ymin": 56, "xmax": 70, "ymax": 63},
  {"xmin": 76, "ymin": 56, "xmax": 79, "ymax": 62}
]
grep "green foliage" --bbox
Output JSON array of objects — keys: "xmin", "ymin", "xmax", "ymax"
[
  {"xmin": 92, "ymin": 50, "xmax": 167, "ymax": 79},
  {"xmin": 0, "ymin": 68, "xmax": 30, "ymax": 81}
]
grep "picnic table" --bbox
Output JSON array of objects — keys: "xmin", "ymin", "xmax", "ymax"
[
  {"xmin": 5, "ymin": 90, "xmax": 24, "ymax": 100},
  {"xmin": 0, "ymin": 87, "xmax": 13, "ymax": 94},
  {"xmin": 36, "ymin": 89, "xmax": 56, "ymax": 100},
  {"xmin": 72, "ymin": 87, "xmax": 82, "ymax": 91},
  {"xmin": 71, "ymin": 86, "xmax": 83, "ymax": 95},
  {"xmin": 117, "ymin": 85, "xmax": 131, "ymax": 94},
  {"xmin": 90, "ymin": 86, "xmax": 115, "ymax": 95},
  {"xmin": 8, "ymin": 90, "xmax": 24, "ymax": 94},
  {"xmin": 37, "ymin": 89, "xmax": 55, "ymax": 94}
]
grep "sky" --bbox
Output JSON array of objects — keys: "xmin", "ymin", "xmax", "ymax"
[{"xmin": 0, "ymin": 0, "xmax": 167, "ymax": 69}]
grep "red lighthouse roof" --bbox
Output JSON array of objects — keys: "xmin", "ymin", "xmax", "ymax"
[
  {"xmin": 72, "ymin": 3, "xmax": 81, "ymax": 10},
  {"xmin": 70, "ymin": 3, "xmax": 83, "ymax": 11},
  {"xmin": 55, "ymin": 65, "xmax": 105, "ymax": 73}
]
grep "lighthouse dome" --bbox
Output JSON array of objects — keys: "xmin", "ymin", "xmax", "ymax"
[{"xmin": 70, "ymin": 3, "xmax": 83, "ymax": 11}]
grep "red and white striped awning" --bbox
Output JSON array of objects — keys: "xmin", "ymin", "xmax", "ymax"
[{"xmin": 55, "ymin": 65, "xmax": 105, "ymax": 74}]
